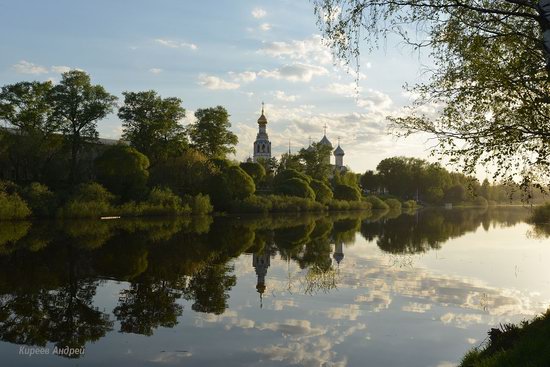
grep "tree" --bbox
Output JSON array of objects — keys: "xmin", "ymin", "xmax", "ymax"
[
  {"xmin": 274, "ymin": 177, "xmax": 316, "ymax": 200},
  {"xmin": 313, "ymin": 0, "xmax": 550, "ymax": 188},
  {"xmin": 118, "ymin": 91, "xmax": 187, "ymax": 166},
  {"xmin": 208, "ymin": 164, "xmax": 255, "ymax": 209},
  {"xmin": 310, "ymin": 179, "xmax": 334, "ymax": 204},
  {"xmin": 188, "ymin": 106, "xmax": 238, "ymax": 159},
  {"xmin": 50, "ymin": 71, "xmax": 117, "ymax": 183},
  {"xmin": 95, "ymin": 145, "xmax": 150, "ymax": 201},
  {"xmin": 298, "ymin": 142, "xmax": 333, "ymax": 181},
  {"xmin": 239, "ymin": 161, "xmax": 266, "ymax": 185},
  {"xmin": 0, "ymin": 81, "xmax": 64, "ymax": 182},
  {"xmin": 360, "ymin": 170, "xmax": 380, "ymax": 193}
]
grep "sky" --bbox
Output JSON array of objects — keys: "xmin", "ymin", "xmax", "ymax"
[{"xmin": 0, "ymin": 0, "xmax": 437, "ymax": 173}]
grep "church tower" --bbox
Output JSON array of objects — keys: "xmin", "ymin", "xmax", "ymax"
[
  {"xmin": 319, "ymin": 124, "xmax": 333, "ymax": 165},
  {"xmin": 253, "ymin": 103, "xmax": 271, "ymax": 163},
  {"xmin": 334, "ymin": 138, "xmax": 345, "ymax": 168}
]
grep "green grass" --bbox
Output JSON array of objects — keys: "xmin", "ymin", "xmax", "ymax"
[{"xmin": 460, "ymin": 309, "xmax": 550, "ymax": 367}]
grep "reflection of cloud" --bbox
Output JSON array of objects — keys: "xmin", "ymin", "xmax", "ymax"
[
  {"xmin": 325, "ymin": 304, "xmax": 361, "ymax": 320},
  {"xmin": 255, "ymin": 339, "xmax": 347, "ymax": 367},
  {"xmin": 402, "ymin": 302, "xmax": 432, "ymax": 313},
  {"xmin": 440, "ymin": 312, "xmax": 483, "ymax": 329},
  {"xmin": 150, "ymin": 351, "xmax": 192, "ymax": 363},
  {"xmin": 259, "ymin": 319, "xmax": 326, "ymax": 338},
  {"xmin": 272, "ymin": 299, "xmax": 298, "ymax": 311},
  {"xmin": 355, "ymin": 291, "xmax": 392, "ymax": 312}
]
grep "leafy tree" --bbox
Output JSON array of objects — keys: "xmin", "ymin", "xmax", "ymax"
[
  {"xmin": 118, "ymin": 90, "xmax": 187, "ymax": 166},
  {"xmin": 0, "ymin": 81, "xmax": 64, "ymax": 182},
  {"xmin": 273, "ymin": 168, "xmax": 312, "ymax": 186},
  {"xmin": 313, "ymin": 0, "xmax": 550, "ymax": 187},
  {"xmin": 21, "ymin": 182, "xmax": 57, "ymax": 217},
  {"xmin": 95, "ymin": 145, "xmax": 150, "ymax": 201},
  {"xmin": 333, "ymin": 183, "xmax": 361, "ymax": 201},
  {"xmin": 310, "ymin": 179, "xmax": 334, "ymax": 204},
  {"xmin": 239, "ymin": 161, "xmax": 266, "ymax": 185},
  {"xmin": 49, "ymin": 71, "xmax": 117, "ymax": 183},
  {"xmin": 298, "ymin": 142, "xmax": 333, "ymax": 181},
  {"xmin": 360, "ymin": 170, "xmax": 380, "ymax": 193},
  {"xmin": 208, "ymin": 165, "xmax": 255, "ymax": 209},
  {"xmin": 445, "ymin": 184, "xmax": 467, "ymax": 204},
  {"xmin": 278, "ymin": 152, "xmax": 304, "ymax": 172},
  {"xmin": 188, "ymin": 106, "xmax": 238, "ymax": 159}
]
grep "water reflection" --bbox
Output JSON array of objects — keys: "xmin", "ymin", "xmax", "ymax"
[{"xmin": 0, "ymin": 207, "xmax": 543, "ymax": 365}]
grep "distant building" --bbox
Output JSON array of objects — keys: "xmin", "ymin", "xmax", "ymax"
[
  {"xmin": 252, "ymin": 251, "xmax": 271, "ymax": 308},
  {"xmin": 253, "ymin": 103, "xmax": 271, "ymax": 163}
]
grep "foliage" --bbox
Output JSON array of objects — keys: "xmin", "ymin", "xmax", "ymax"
[
  {"xmin": 297, "ymin": 142, "xmax": 333, "ymax": 181},
  {"xmin": 360, "ymin": 170, "xmax": 380, "ymax": 192},
  {"xmin": 530, "ymin": 203, "xmax": 550, "ymax": 224},
  {"xmin": 230, "ymin": 195, "xmax": 325, "ymax": 213},
  {"xmin": 118, "ymin": 90, "xmax": 187, "ymax": 166},
  {"xmin": 149, "ymin": 149, "xmax": 217, "ymax": 196},
  {"xmin": 384, "ymin": 198, "xmax": 402, "ymax": 211},
  {"xmin": 95, "ymin": 145, "xmax": 150, "ymax": 201},
  {"xmin": 208, "ymin": 165, "xmax": 255, "ymax": 210},
  {"xmin": 21, "ymin": 182, "xmax": 57, "ymax": 217},
  {"xmin": 50, "ymin": 70, "xmax": 117, "ymax": 182},
  {"xmin": 188, "ymin": 106, "xmax": 238, "ymax": 159},
  {"xmin": 274, "ymin": 178, "xmax": 316, "ymax": 200},
  {"xmin": 273, "ymin": 168, "xmax": 312, "ymax": 186},
  {"xmin": 327, "ymin": 199, "xmax": 372, "ymax": 211},
  {"xmin": 459, "ymin": 309, "xmax": 550, "ymax": 367},
  {"xmin": 402, "ymin": 200, "xmax": 417, "ymax": 209},
  {"xmin": 239, "ymin": 161, "xmax": 266, "ymax": 186},
  {"xmin": 310, "ymin": 179, "xmax": 334, "ymax": 204},
  {"xmin": 333, "ymin": 184, "xmax": 361, "ymax": 201},
  {"xmin": 364, "ymin": 195, "xmax": 390, "ymax": 210},
  {"xmin": 183, "ymin": 193, "xmax": 213, "ymax": 215},
  {"xmin": 58, "ymin": 182, "xmax": 115, "ymax": 218},
  {"xmin": 313, "ymin": 0, "xmax": 549, "ymax": 187}
]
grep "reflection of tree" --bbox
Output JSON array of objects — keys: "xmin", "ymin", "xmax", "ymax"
[
  {"xmin": 185, "ymin": 263, "xmax": 236, "ymax": 315},
  {"xmin": 301, "ymin": 265, "xmax": 338, "ymax": 295},
  {"xmin": 114, "ymin": 277, "xmax": 183, "ymax": 336}
]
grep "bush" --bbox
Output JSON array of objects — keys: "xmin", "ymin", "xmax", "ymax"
[
  {"xmin": 0, "ymin": 191, "xmax": 31, "ymax": 220},
  {"xmin": 364, "ymin": 195, "xmax": 390, "ymax": 210},
  {"xmin": 310, "ymin": 179, "xmax": 334, "ymax": 204},
  {"xmin": 184, "ymin": 193, "xmax": 213, "ymax": 215},
  {"xmin": 208, "ymin": 165, "xmax": 255, "ymax": 210},
  {"xmin": 333, "ymin": 184, "xmax": 361, "ymax": 201},
  {"xmin": 274, "ymin": 178, "xmax": 316, "ymax": 200},
  {"xmin": 239, "ymin": 161, "xmax": 266, "ymax": 185},
  {"xmin": 384, "ymin": 198, "xmax": 402, "ymax": 211},
  {"xmin": 327, "ymin": 199, "xmax": 372, "ymax": 211},
  {"xmin": 22, "ymin": 182, "xmax": 57, "ymax": 217},
  {"xmin": 231, "ymin": 195, "xmax": 324, "ymax": 213},
  {"xmin": 95, "ymin": 145, "xmax": 150, "ymax": 201},
  {"xmin": 531, "ymin": 203, "xmax": 550, "ymax": 224},
  {"xmin": 58, "ymin": 183, "xmax": 115, "ymax": 218},
  {"xmin": 273, "ymin": 169, "xmax": 312, "ymax": 186}
]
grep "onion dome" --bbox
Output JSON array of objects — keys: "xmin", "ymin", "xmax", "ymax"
[
  {"xmin": 319, "ymin": 134, "xmax": 332, "ymax": 148},
  {"xmin": 334, "ymin": 144, "xmax": 345, "ymax": 156},
  {"xmin": 258, "ymin": 103, "xmax": 267, "ymax": 125}
]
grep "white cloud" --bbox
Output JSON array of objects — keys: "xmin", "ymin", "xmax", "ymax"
[
  {"xmin": 155, "ymin": 38, "xmax": 197, "ymax": 50},
  {"xmin": 149, "ymin": 68, "xmax": 163, "ymax": 74},
  {"xmin": 259, "ymin": 23, "xmax": 272, "ymax": 31},
  {"xmin": 322, "ymin": 82, "xmax": 361, "ymax": 98},
  {"xmin": 274, "ymin": 90, "xmax": 299, "ymax": 102},
  {"xmin": 50, "ymin": 65, "xmax": 72, "ymax": 74},
  {"xmin": 260, "ymin": 35, "xmax": 333, "ymax": 65},
  {"xmin": 13, "ymin": 60, "xmax": 48, "ymax": 74},
  {"xmin": 229, "ymin": 71, "xmax": 257, "ymax": 83},
  {"xmin": 357, "ymin": 89, "xmax": 393, "ymax": 112},
  {"xmin": 252, "ymin": 8, "xmax": 267, "ymax": 19},
  {"xmin": 197, "ymin": 74, "xmax": 240, "ymax": 90},
  {"xmin": 259, "ymin": 63, "xmax": 328, "ymax": 82}
]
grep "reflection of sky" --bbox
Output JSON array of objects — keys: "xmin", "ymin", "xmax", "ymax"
[{"xmin": 1, "ymin": 221, "xmax": 549, "ymax": 366}]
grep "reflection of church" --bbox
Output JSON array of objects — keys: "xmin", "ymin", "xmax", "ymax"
[
  {"xmin": 250, "ymin": 103, "xmax": 346, "ymax": 171},
  {"xmin": 333, "ymin": 240, "xmax": 344, "ymax": 266},
  {"xmin": 252, "ymin": 251, "xmax": 271, "ymax": 308}
]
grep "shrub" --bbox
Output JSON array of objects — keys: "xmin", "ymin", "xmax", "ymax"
[
  {"xmin": 364, "ymin": 195, "xmax": 390, "ymax": 210},
  {"xmin": 327, "ymin": 199, "xmax": 372, "ymax": 211},
  {"xmin": 239, "ymin": 161, "xmax": 266, "ymax": 185},
  {"xmin": 208, "ymin": 165, "xmax": 255, "ymax": 210},
  {"xmin": 333, "ymin": 184, "xmax": 361, "ymax": 201},
  {"xmin": 58, "ymin": 183, "xmax": 115, "ymax": 218},
  {"xmin": 184, "ymin": 193, "xmax": 213, "ymax": 215},
  {"xmin": 273, "ymin": 169, "xmax": 312, "ymax": 186},
  {"xmin": 95, "ymin": 145, "xmax": 150, "ymax": 201},
  {"xmin": 310, "ymin": 179, "xmax": 333, "ymax": 204},
  {"xmin": 0, "ymin": 191, "xmax": 31, "ymax": 220},
  {"xmin": 384, "ymin": 198, "xmax": 402, "ymax": 211},
  {"xmin": 230, "ymin": 195, "xmax": 324, "ymax": 213},
  {"xmin": 22, "ymin": 182, "xmax": 57, "ymax": 217},
  {"xmin": 274, "ymin": 178, "xmax": 316, "ymax": 200}
]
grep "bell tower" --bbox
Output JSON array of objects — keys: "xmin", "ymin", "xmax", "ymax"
[{"xmin": 253, "ymin": 102, "xmax": 271, "ymax": 162}]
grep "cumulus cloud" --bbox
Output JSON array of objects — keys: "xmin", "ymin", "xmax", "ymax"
[
  {"xmin": 322, "ymin": 82, "xmax": 361, "ymax": 98},
  {"xmin": 229, "ymin": 71, "xmax": 257, "ymax": 83},
  {"xmin": 260, "ymin": 35, "xmax": 333, "ymax": 65},
  {"xmin": 273, "ymin": 90, "xmax": 299, "ymax": 102},
  {"xmin": 252, "ymin": 8, "xmax": 267, "ymax": 18},
  {"xmin": 155, "ymin": 38, "xmax": 197, "ymax": 50},
  {"xmin": 197, "ymin": 74, "xmax": 240, "ymax": 90},
  {"xmin": 259, "ymin": 23, "xmax": 272, "ymax": 31},
  {"xmin": 357, "ymin": 89, "xmax": 393, "ymax": 112},
  {"xmin": 13, "ymin": 60, "xmax": 48, "ymax": 74},
  {"xmin": 149, "ymin": 68, "xmax": 163, "ymax": 74},
  {"xmin": 50, "ymin": 65, "xmax": 72, "ymax": 74},
  {"xmin": 259, "ymin": 63, "xmax": 328, "ymax": 82}
]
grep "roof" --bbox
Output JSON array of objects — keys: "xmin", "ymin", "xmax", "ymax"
[
  {"xmin": 319, "ymin": 134, "xmax": 332, "ymax": 147},
  {"xmin": 257, "ymin": 113, "xmax": 268, "ymax": 124},
  {"xmin": 334, "ymin": 144, "xmax": 345, "ymax": 155}
]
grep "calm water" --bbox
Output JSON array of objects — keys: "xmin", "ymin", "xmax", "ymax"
[{"xmin": 0, "ymin": 208, "xmax": 549, "ymax": 366}]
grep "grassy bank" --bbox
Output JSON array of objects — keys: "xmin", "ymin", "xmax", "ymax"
[{"xmin": 460, "ymin": 310, "xmax": 550, "ymax": 367}]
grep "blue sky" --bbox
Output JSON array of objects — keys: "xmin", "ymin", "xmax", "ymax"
[{"xmin": 0, "ymin": 0, "xmax": 434, "ymax": 173}]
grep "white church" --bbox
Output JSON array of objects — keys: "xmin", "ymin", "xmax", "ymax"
[{"xmin": 250, "ymin": 103, "xmax": 346, "ymax": 171}]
